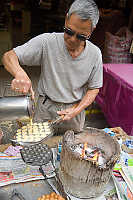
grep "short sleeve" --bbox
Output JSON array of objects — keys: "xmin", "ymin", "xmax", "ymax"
[{"xmin": 13, "ymin": 33, "xmax": 50, "ymax": 66}]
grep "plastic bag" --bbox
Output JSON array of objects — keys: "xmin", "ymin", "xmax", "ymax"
[{"xmin": 103, "ymin": 26, "xmax": 133, "ymax": 63}]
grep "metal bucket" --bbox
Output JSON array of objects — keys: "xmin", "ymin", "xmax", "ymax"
[
  {"xmin": 59, "ymin": 128, "xmax": 120, "ymax": 198},
  {"xmin": 0, "ymin": 95, "xmax": 34, "ymax": 121}
]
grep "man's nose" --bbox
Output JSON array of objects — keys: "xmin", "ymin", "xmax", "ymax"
[{"xmin": 70, "ymin": 34, "xmax": 77, "ymax": 41}]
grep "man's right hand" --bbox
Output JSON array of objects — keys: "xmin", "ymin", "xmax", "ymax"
[
  {"xmin": 11, "ymin": 78, "xmax": 35, "ymax": 100},
  {"xmin": 2, "ymin": 50, "xmax": 35, "ymax": 99}
]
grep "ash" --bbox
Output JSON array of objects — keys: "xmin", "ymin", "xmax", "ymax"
[{"xmin": 70, "ymin": 143, "xmax": 107, "ymax": 169}]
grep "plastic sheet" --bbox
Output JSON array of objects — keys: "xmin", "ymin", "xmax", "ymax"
[{"xmin": 96, "ymin": 64, "xmax": 133, "ymax": 136}]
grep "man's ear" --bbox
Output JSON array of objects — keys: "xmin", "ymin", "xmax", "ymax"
[
  {"xmin": 65, "ymin": 13, "xmax": 69, "ymax": 26},
  {"xmin": 65, "ymin": 13, "xmax": 69, "ymax": 21}
]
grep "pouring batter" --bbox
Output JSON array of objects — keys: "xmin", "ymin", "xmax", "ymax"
[{"xmin": 2, "ymin": 0, "xmax": 103, "ymax": 135}]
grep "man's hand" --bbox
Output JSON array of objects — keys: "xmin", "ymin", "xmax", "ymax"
[
  {"xmin": 11, "ymin": 77, "xmax": 34, "ymax": 100},
  {"xmin": 57, "ymin": 104, "xmax": 78, "ymax": 121},
  {"xmin": 2, "ymin": 50, "xmax": 35, "ymax": 100},
  {"xmin": 57, "ymin": 88, "xmax": 99, "ymax": 121}
]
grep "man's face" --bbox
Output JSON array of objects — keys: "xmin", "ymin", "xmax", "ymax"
[{"xmin": 64, "ymin": 13, "xmax": 92, "ymax": 51}]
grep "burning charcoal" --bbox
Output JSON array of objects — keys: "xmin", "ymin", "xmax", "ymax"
[
  {"xmin": 84, "ymin": 146, "xmax": 99, "ymax": 159},
  {"xmin": 91, "ymin": 146, "xmax": 99, "ymax": 152},
  {"xmin": 88, "ymin": 152, "xmax": 97, "ymax": 158},
  {"xmin": 73, "ymin": 146, "xmax": 83, "ymax": 155},
  {"xmin": 85, "ymin": 147, "xmax": 94, "ymax": 154},
  {"xmin": 92, "ymin": 152, "xmax": 99, "ymax": 161},
  {"xmin": 80, "ymin": 142, "xmax": 87, "ymax": 158},
  {"xmin": 86, "ymin": 152, "xmax": 99, "ymax": 162},
  {"xmin": 79, "ymin": 143, "xmax": 84, "ymax": 148}
]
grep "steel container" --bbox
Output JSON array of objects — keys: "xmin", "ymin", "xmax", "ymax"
[{"xmin": 0, "ymin": 95, "xmax": 34, "ymax": 121}]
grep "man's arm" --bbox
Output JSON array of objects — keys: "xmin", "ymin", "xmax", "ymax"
[
  {"xmin": 2, "ymin": 50, "xmax": 34, "ymax": 99},
  {"xmin": 57, "ymin": 88, "xmax": 99, "ymax": 120}
]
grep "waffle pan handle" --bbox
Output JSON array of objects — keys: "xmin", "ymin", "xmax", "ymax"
[{"xmin": 50, "ymin": 115, "xmax": 64, "ymax": 126}]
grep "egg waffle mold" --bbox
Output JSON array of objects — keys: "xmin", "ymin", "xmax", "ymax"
[
  {"xmin": 20, "ymin": 143, "xmax": 69, "ymax": 200},
  {"xmin": 20, "ymin": 143, "xmax": 53, "ymax": 166},
  {"xmin": 11, "ymin": 116, "xmax": 63, "ymax": 146}
]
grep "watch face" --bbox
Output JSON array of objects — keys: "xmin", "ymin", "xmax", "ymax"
[{"xmin": 20, "ymin": 143, "xmax": 53, "ymax": 166}]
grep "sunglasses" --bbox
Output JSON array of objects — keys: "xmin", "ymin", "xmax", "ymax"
[{"xmin": 64, "ymin": 27, "xmax": 89, "ymax": 41}]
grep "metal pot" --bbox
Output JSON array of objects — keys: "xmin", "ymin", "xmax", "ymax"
[{"xmin": 0, "ymin": 95, "xmax": 34, "ymax": 121}]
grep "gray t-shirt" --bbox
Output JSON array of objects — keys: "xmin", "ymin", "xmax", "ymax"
[{"xmin": 14, "ymin": 32, "xmax": 103, "ymax": 103}]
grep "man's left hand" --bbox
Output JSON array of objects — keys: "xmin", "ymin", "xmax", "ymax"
[{"xmin": 57, "ymin": 104, "xmax": 78, "ymax": 120}]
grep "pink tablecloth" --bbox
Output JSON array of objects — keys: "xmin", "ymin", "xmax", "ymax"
[{"xmin": 96, "ymin": 64, "xmax": 133, "ymax": 136}]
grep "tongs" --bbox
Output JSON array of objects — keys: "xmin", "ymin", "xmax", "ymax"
[{"xmin": 10, "ymin": 115, "xmax": 64, "ymax": 146}]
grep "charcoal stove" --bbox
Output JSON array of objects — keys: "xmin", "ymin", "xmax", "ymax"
[{"xmin": 58, "ymin": 127, "xmax": 120, "ymax": 199}]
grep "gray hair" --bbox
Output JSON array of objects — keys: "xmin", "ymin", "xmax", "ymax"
[{"xmin": 67, "ymin": 0, "xmax": 99, "ymax": 28}]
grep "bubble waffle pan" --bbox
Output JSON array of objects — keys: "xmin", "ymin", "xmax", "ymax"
[
  {"xmin": 20, "ymin": 144, "xmax": 69, "ymax": 200},
  {"xmin": 20, "ymin": 143, "xmax": 53, "ymax": 166},
  {"xmin": 16, "ymin": 121, "xmax": 52, "ymax": 142},
  {"xmin": 11, "ymin": 116, "xmax": 63, "ymax": 145}
]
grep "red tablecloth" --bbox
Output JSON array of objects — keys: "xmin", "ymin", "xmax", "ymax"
[{"xmin": 96, "ymin": 64, "xmax": 133, "ymax": 136}]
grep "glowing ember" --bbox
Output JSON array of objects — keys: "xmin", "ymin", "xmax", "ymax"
[
  {"xmin": 81, "ymin": 142, "xmax": 87, "ymax": 158},
  {"xmin": 71, "ymin": 142, "xmax": 106, "ymax": 168}
]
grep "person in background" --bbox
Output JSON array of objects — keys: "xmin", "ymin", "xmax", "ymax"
[{"xmin": 2, "ymin": 0, "xmax": 103, "ymax": 135}]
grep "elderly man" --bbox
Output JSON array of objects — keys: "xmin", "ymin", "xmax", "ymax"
[{"xmin": 2, "ymin": 0, "xmax": 103, "ymax": 134}]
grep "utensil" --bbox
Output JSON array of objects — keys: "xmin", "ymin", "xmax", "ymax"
[
  {"xmin": 20, "ymin": 144, "xmax": 69, "ymax": 200},
  {"xmin": 0, "ymin": 95, "xmax": 34, "ymax": 121}
]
